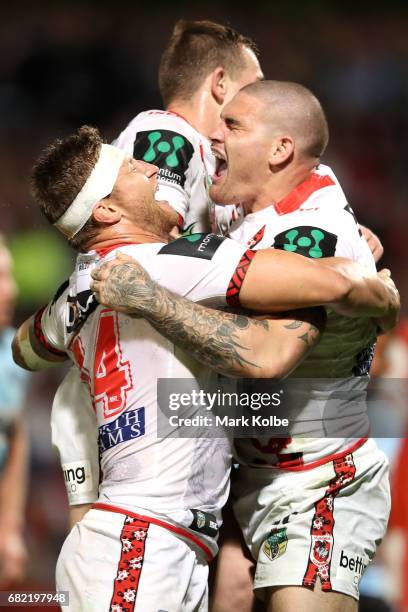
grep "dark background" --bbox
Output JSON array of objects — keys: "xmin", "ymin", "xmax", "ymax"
[{"xmin": 1, "ymin": 0, "xmax": 407, "ymax": 604}]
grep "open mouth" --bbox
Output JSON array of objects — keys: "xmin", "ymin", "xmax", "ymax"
[{"xmin": 213, "ymin": 153, "xmax": 228, "ymax": 182}]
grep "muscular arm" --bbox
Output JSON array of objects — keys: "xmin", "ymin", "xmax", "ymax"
[
  {"xmin": 91, "ymin": 254, "xmax": 325, "ymax": 378},
  {"xmin": 238, "ymin": 248, "xmax": 399, "ymax": 325}
]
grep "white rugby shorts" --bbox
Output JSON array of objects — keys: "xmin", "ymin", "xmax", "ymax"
[
  {"xmin": 56, "ymin": 507, "xmax": 209, "ymax": 612},
  {"xmin": 232, "ymin": 438, "xmax": 390, "ymax": 601}
]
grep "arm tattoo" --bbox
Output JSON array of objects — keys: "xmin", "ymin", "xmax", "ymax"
[
  {"xmin": 99, "ymin": 261, "xmax": 269, "ymax": 376},
  {"xmin": 298, "ymin": 323, "xmax": 320, "ymax": 347},
  {"xmin": 283, "ymin": 308, "xmax": 325, "ymax": 348},
  {"xmin": 284, "ymin": 320, "xmax": 303, "ymax": 330}
]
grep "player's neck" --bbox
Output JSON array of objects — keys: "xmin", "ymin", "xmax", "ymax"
[
  {"xmin": 243, "ymin": 164, "xmax": 316, "ymax": 215},
  {"xmin": 84, "ymin": 227, "xmax": 169, "ymax": 251},
  {"xmin": 167, "ymin": 91, "xmax": 219, "ymax": 139}
]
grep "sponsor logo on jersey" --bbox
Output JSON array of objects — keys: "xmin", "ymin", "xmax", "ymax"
[
  {"xmin": 62, "ymin": 460, "xmax": 94, "ymax": 496},
  {"xmin": 336, "ymin": 550, "xmax": 368, "ymax": 586},
  {"xmin": 189, "ymin": 509, "xmax": 219, "ymax": 538},
  {"xmin": 181, "ymin": 222, "xmax": 198, "ymax": 237},
  {"xmin": 262, "ymin": 527, "xmax": 288, "ymax": 561},
  {"xmin": 98, "ymin": 407, "xmax": 145, "ymax": 453},
  {"xmin": 273, "ymin": 226, "xmax": 338, "ymax": 258},
  {"xmin": 133, "ymin": 130, "xmax": 194, "ymax": 188},
  {"xmin": 158, "ymin": 233, "xmax": 225, "ymax": 260}
]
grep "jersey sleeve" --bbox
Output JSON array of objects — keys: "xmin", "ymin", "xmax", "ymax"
[
  {"xmin": 34, "ymin": 281, "xmax": 69, "ymax": 355},
  {"xmin": 51, "ymin": 366, "xmax": 99, "ymax": 506},
  {"xmin": 120, "ymin": 236, "xmax": 256, "ymax": 309},
  {"xmin": 271, "ymin": 201, "xmax": 374, "ymax": 267},
  {"xmin": 113, "ymin": 112, "xmax": 201, "ymax": 224},
  {"xmin": 148, "ymin": 234, "xmax": 255, "ymax": 308}
]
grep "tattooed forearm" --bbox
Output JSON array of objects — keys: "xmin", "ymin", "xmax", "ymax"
[
  {"xmin": 93, "ymin": 261, "xmax": 269, "ymax": 377},
  {"xmin": 91, "ymin": 259, "xmax": 326, "ymax": 378}
]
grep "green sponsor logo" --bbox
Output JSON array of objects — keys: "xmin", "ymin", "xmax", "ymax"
[
  {"xmin": 143, "ymin": 131, "xmax": 186, "ymax": 168},
  {"xmin": 274, "ymin": 226, "xmax": 338, "ymax": 259},
  {"xmin": 159, "ymin": 233, "xmax": 225, "ymax": 260},
  {"xmin": 181, "ymin": 223, "xmax": 199, "ymax": 238},
  {"xmin": 283, "ymin": 228, "xmax": 325, "ymax": 258},
  {"xmin": 185, "ymin": 233, "xmax": 204, "ymax": 243}
]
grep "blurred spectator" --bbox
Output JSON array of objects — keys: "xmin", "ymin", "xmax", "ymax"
[
  {"xmin": 0, "ymin": 234, "xmax": 29, "ymax": 587},
  {"xmin": 360, "ymin": 321, "xmax": 408, "ymax": 612}
]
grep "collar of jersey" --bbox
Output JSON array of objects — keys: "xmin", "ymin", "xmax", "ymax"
[
  {"xmin": 273, "ymin": 171, "xmax": 335, "ymax": 216},
  {"xmin": 167, "ymin": 108, "xmax": 193, "ymax": 128},
  {"xmin": 94, "ymin": 241, "xmax": 141, "ymax": 258}
]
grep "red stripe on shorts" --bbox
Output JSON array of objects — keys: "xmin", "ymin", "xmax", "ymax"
[
  {"xmin": 109, "ymin": 516, "xmax": 149, "ymax": 612},
  {"xmin": 302, "ymin": 453, "xmax": 357, "ymax": 590}
]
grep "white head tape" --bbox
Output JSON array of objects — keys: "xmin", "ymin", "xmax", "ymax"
[{"xmin": 54, "ymin": 144, "xmax": 126, "ymax": 239}]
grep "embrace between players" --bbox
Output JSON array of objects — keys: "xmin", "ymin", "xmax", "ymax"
[{"xmin": 13, "ymin": 20, "xmax": 400, "ymax": 612}]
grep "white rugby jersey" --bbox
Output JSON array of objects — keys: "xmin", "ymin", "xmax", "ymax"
[
  {"xmin": 229, "ymin": 164, "xmax": 377, "ymax": 470},
  {"xmin": 113, "ymin": 109, "xmax": 239, "ymax": 234},
  {"xmin": 37, "ymin": 235, "xmax": 253, "ymax": 557}
]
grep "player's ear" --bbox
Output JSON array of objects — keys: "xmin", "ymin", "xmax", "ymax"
[
  {"xmin": 268, "ymin": 135, "xmax": 295, "ymax": 169},
  {"xmin": 92, "ymin": 199, "xmax": 121, "ymax": 224},
  {"xmin": 210, "ymin": 67, "xmax": 227, "ymax": 105}
]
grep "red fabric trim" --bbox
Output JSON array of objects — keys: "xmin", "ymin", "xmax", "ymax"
[
  {"xmin": 226, "ymin": 249, "xmax": 257, "ymax": 307},
  {"xmin": 110, "ymin": 516, "xmax": 149, "ymax": 611},
  {"xmin": 95, "ymin": 242, "xmax": 140, "ymax": 258},
  {"xmin": 274, "ymin": 173, "xmax": 335, "ymax": 216},
  {"xmin": 275, "ymin": 437, "xmax": 368, "ymax": 471},
  {"xmin": 177, "ymin": 214, "xmax": 184, "ymax": 229},
  {"xmin": 302, "ymin": 453, "xmax": 357, "ymax": 590},
  {"xmin": 92, "ymin": 503, "xmax": 213, "ymax": 562},
  {"xmin": 247, "ymin": 225, "xmax": 266, "ymax": 249},
  {"xmin": 33, "ymin": 306, "xmax": 66, "ymax": 357}
]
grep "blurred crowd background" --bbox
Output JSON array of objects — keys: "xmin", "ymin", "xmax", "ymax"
[{"xmin": 0, "ymin": 2, "xmax": 407, "ymax": 610}]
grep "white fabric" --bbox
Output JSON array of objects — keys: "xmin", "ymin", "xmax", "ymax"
[
  {"xmin": 113, "ymin": 109, "xmax": 239, "ymax": 233},
  {"xmin": 51, "ymin": 367, "xmax": 99, "ymax": 505},
  {"xmin": 229, "ymin": 163, "xmax": 378, "ymax": 469},
  {"xmin": 56, "ymin": 508, "xmax": 209, "ymax": 612},
  {"xmin": 233, "ymin": 439, "xmax": 390, "ymax": 601},
  {"xmin": 54, "ymin": 144, "xmax": 125, "ymax": 238},
  {"xmin": 41, "ymin": 237, "xmax": 250, "ymax": 554}
]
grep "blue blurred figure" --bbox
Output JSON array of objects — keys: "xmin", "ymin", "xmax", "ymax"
[{"xmin": 0, "ymin": 234, "xmax": 29, "ymax": 587}]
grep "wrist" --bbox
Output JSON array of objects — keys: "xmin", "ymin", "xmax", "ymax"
[{"xmin": 126, "ymin": 279, "xmax": 162, "ymax": 317}]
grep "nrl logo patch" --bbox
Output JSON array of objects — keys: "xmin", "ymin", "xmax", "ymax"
[
  {"xmin": 262, "ymin": 527, "xmax": 288, "ymax": 561},
  {"xmin": 196, "ymin": 511, "xmax": 206, "ymax": 530}
]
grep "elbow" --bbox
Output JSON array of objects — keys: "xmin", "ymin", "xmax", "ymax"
[
  {"xmin": 11, "ymin": 335, "xmax": 31, "ymax": 371},
  {"xmin": 251, "ymin": 361, "xmax": 291, "ymax": 380},
  {"xmin": 330, "ymin": 272, "xmax": 353, "ymax": 305}
]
